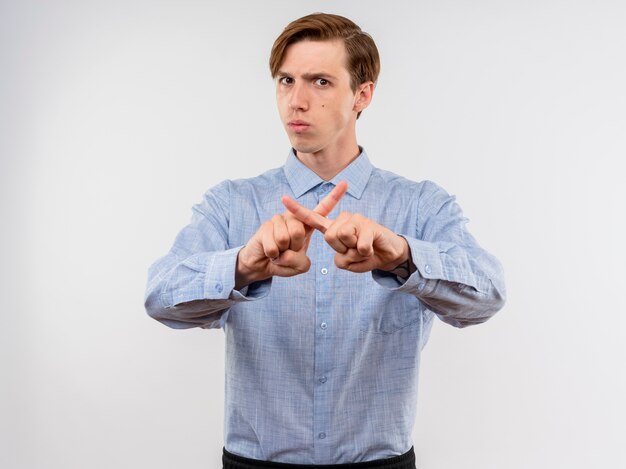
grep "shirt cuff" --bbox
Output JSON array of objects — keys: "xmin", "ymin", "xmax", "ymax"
[
  {"xmin": 372, "ymin": 236, "xmax": 444, "ymax": 296},
  {"xmin": 204, "ymin": 246, "xmax": 271, "ymax": 302}
]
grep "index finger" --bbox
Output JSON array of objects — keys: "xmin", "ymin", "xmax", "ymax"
[
  {"xmin": 281, "ymin": 195, "xmax": 333, "ymax": 233},
  {"xmin": 314, "ymin": 180, "xmax": 348, "ymax": 216}
]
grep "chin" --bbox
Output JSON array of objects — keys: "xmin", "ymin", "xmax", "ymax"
[
  {"xmin": 293, "ymin": 145, "xmax": 323, "ymax": 155},
  {"xmin": 289, "ymin": 139, "xmax": 322, "ymax": 155}
]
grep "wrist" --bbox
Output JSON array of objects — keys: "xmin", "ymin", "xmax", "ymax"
[
  {"xmin": 383, "ymin": 236, "xmax": 416, "ymax": 279},
  {"xmin": 235, "ymin": 247, "xmax": 263, "ymax": 290}
]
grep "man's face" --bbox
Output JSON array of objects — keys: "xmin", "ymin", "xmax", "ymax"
[{"xmin": 276, "ymin": 39, "xmax": 365, "ymax": 156}]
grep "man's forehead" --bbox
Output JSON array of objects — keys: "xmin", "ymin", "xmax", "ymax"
[{"xmin": 279, "ymin": 39, "xmax": 349, "ymax": 75}]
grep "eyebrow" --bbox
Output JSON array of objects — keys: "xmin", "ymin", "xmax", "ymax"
[{"xmin": 277, "ymin": 71, "xmax": 339, "ymax": 80}]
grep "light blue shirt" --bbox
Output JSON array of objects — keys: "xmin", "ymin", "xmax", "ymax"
[{"xmin": 144, "ymin": 149, "xmax": 506, "ymax": 464}]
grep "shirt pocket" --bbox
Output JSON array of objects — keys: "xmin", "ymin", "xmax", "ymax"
[{"xmin": 359, "ymin": 292, "xmax": 422, "ymax": 334}]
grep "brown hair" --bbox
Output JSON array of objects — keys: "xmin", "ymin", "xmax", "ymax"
[{"xmin": 270, "ymin": 13, "xmax": 380, "ymax": 116}]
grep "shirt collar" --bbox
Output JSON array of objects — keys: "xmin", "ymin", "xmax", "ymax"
[{"xmin": 283, "ymin": 147, "xmax": 373, "ymax": 200}]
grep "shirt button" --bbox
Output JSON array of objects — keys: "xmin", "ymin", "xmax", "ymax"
[
  {"xmin": 424, "ymin": 264, "xmax": 432, "ymax": 274},
  {"xmin": 215, "ymin": 282, "xmax": 223, "ymax": 293},
  {"xmin": 418, "ymin": 282, "xmax": 425, "ymax": 291},
  {"xmin": 318, "ymin": 183, "xmax": 332, "ymax": 195},
  {"xmin": 318, "ymin": 432, "xmax": 326, "ymax": 439},
  {"xmin": 319, "ymin": 376, "xmax": 327, "ymax": 383},
  {"xmin": 321, "ymin": 267, "xmax": 328, "ymax": 275},
  {"xmin": 320, "ymin": 322, "xmax": 327, "ymax": 330}
]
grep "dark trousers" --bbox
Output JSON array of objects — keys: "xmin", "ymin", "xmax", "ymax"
[{"xmin": 222, "ymin": 447, "xmax": 416, "ymax": 469}]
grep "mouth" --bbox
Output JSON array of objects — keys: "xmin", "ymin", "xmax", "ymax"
[{"xmin": 287, "ymin": 120, "xmax": 311, "ymax": 133}]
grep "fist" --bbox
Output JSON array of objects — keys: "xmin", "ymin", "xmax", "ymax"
[
  {"xmin": 280, "ymin": 198, "xmax": 410, "ymax": 274},
  {"xmin": 235, "ymin": 181, "xmax": 348, "ymax": 289}
]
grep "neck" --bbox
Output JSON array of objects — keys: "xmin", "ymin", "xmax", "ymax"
[{"xmin": 296, "ymin": 143, "xmax": 361, "ymax": 181}]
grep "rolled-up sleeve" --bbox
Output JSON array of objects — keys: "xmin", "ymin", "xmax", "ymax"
[
  {"xmin": 373, "ymin": 180, "xmax": 506, "ymax": 328},
  {"xmin": 144, "ymin": 181, "xmax": 270, "ymax": 329}
]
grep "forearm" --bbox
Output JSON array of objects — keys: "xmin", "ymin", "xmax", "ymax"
[
  {"xmin": 144, "ymin": 246, "xmax": 270, "ymax": 329},
  {"xmin": 373, "ymin": 236, "xmax": 506, "ymax": 327}
]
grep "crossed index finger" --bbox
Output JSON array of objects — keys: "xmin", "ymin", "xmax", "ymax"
[
  {"xmin": 314, "ymin": 180, "xmax": 348, "ymax": 216},
  {"xmin": 281, "ymin": 180, "xmax": 347, "ymax": 234}
]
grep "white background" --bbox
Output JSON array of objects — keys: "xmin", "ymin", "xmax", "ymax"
[{"xmin": 2, "ymin": 1, "xmax": 625, "ymax": 468}]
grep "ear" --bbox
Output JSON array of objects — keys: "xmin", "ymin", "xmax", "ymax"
[{"xmin": 353, "ymin": 81, "xmax": 375, "ymax": 113}]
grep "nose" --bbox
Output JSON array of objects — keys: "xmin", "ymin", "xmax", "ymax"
[{"xmin": 289, "ymin": 82, "xmax": 309, "ymax": 112}]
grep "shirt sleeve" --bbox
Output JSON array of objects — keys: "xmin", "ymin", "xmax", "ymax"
[
  {"xmin": 372, "ymin": 180, "xmax": 506, "ymax": 328},
  {"xmin": 144, "ymin": 180, "xmax": 271, "ymax": 329}
]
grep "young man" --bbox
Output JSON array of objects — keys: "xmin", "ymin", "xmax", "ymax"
[{"xmin": 145, "ymin": 13, "xmax": 505, "ymax": 469}]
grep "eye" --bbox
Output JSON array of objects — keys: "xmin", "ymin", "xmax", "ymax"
[
  {"xmin": 315, "ymin": 78, "xmax": 330, "ymax": 86},
  {"xmin": 279, "ymin": 76, "xmax": 294, "ymax": 85}
]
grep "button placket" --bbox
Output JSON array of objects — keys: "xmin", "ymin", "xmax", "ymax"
[{"xmin": 312, "ymin": 191, "xmax": 335, "ymax": 457}]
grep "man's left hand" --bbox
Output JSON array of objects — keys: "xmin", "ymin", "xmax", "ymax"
[{"xmin": 281, "ymin": 195, "xmax": 410, "ymax": 273}]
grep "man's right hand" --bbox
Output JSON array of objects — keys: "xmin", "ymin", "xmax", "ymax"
[{"xmin": 235, "ymin": 181, "xmax": 348, "ymax": 289}]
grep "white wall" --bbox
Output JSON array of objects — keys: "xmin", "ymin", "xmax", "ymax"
[{"xmin": 2, "ymin": 1, "xmax": 625, "ymax": 468}]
